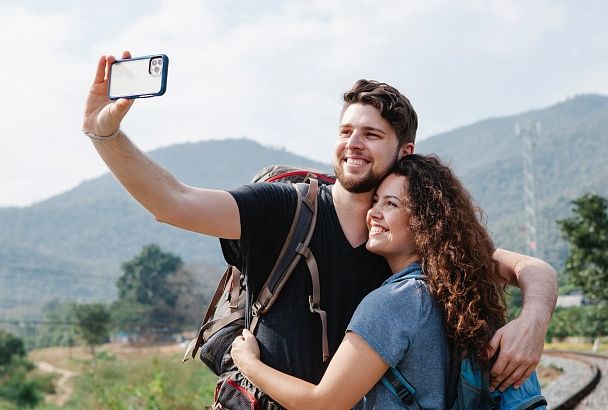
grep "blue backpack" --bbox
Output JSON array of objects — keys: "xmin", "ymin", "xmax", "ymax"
[{"xmin": 382, "ymin": 272, "xmax": 548, "ymax": 410}]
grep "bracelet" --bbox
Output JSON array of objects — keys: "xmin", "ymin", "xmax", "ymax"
[{"xmin": 81, "ymin": 126, "xmax": 121, "ymax": 142}]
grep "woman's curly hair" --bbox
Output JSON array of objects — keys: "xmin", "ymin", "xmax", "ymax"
[{"xmin": 393, "ymin": 154, "xmax": 506, "ymax": 365}]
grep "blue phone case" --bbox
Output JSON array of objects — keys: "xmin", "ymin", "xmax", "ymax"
[{"xmin": 108, "ymin": 54, "xmax": 169, "ymax": 100}]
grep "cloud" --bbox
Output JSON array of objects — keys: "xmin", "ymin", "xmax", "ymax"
[{"xmin": 0, "ymin": 0, "xmax": 607, "ymax": 206}]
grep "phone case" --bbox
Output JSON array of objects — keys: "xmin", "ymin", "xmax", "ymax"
[{"xmin": 108, "ymin": 54, "xmax": 169, "ymax": 100}]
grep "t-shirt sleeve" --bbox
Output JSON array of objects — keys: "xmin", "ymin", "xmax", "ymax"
[
  {"xmin": 219, "ymin": 182, "xmax": 298, "ymax": 295},
  {"xmin": 347, "ymin": 280, "xmax": 423, "ymax": 367}
]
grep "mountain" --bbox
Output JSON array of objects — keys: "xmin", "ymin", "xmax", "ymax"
[
  {"xmin": 0, "ymin": 139, "xmax": 331, "ymax": 314},
  {"xmin": 415, "ymin": 94, "xmax": 608, "ymax": 270},
  {"xmin": 1, "ymin": 94, "xmax": 607, "ymax": 317}
]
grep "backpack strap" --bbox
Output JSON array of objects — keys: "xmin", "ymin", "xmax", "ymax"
[
  {"xmin": 381, "ymin": 368, "xmax": 423, "ymax": 409},
  {"xmin": 184, "ymin": 266, "xmax": 244, "ymax": 361},
  {"xmin": 445, "ymin": 343, "xmax": 461, "ymax": 407},
  {"xmin": 250, "ymin": 179, "xmax": 329, "ymax": 361}
]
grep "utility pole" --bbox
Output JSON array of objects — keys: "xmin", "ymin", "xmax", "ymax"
[{"xmin": 516, "ymin": 121, "xmax": 542, "ymax": 258}]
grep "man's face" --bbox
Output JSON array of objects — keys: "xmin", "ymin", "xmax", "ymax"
[{"xmin": 333, "ymin": 103, "xmax": 402, "ymax": 193}]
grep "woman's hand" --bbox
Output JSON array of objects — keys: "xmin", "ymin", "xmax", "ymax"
[
  {"xmin": 231, "ymin": 329, "xmax": 261, "ymax": 376},
  {"xmin": 83, "ymin": 51, "xmax": 134, "ymax": 137}
]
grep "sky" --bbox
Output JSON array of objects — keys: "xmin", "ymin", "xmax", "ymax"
[{"xmin": 1, "ymin": 0, "xmax": 607, "ymax": 207}]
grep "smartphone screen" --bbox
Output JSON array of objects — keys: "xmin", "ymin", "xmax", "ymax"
[{"xmin": 108, "ymin": 54, "xmax": 169, "ymax": 100}]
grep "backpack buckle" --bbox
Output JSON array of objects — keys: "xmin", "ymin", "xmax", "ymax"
[
  {"xmin": 251, "ymin": 301, "xmax": 263, "ymax": 317},
  {"xmin": 308, "ymin": 295, "xmax": 317, "ymax": 313}
]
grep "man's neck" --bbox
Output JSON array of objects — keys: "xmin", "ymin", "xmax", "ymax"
[{"xmin": 332, "ymin": 181, "xmax": 374, "ymax": 248}]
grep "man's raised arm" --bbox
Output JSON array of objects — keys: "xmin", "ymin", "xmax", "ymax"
[
  {"xmin": 82, "ymin": 52, "xmax": 240, "ymax": 239},
  {"xmin": 489, "ymin": 248, "xmax": 557, "ymax": 392}
]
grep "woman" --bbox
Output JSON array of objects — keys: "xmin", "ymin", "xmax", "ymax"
[{"xmin": 232, "ymin": 154, "xmax": 510, "ymax": 409}]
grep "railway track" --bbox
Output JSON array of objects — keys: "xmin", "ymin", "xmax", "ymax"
[{"xmin": 542, "ymin": 350, "xmax": 607, "ymax": 409}]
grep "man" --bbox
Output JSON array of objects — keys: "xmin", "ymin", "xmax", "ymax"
[{"xmin": 83, "ymin": 51, "xmax": 557, "ymax": 394}]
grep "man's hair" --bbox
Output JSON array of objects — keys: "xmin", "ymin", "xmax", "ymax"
[{"xmin": 342, "ymin": 79, "xmax": 418, "ymax": 146}]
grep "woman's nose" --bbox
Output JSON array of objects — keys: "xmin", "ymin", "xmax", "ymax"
[{"xmin": 367, "ymin": 205, "xmax": 382, "ymax": 219}]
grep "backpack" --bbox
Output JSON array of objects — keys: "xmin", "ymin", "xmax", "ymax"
[
  {"xmin": 381, "ymin": 273, "xmax": 548, "ymax": 410},
  {"xmin": 183, "ymin": 165, "xmax": 335, "ymax": 409}
]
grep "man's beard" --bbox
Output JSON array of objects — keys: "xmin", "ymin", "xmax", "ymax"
[{"xmin": 334, "ymin": 158, "xmax": 395, "ymax": 194}]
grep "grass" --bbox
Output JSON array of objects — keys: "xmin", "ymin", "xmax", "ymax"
[
  {"xmin": 544, "ymin": 340, "xmax": 608, "ymax": 354},
  {"xmin": 29, "ymin": 343, "xmax": 218, "ymax": 410},
  {"xmin": 24, "ymin": 341, "xmax": 604, "ymax": 408}
]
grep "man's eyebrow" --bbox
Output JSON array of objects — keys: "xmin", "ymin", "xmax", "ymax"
[
  {"xmin": 362, "ymin": 126, "xmax": 386, "ymax": 134},
  {"xmin": 338, "ymin": 125, "xmax": 386, "ymax": 134}
]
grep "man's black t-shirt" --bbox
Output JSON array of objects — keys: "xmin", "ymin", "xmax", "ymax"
[{"xmin": 221, "ymin": 182, "xmax": 390, "ymax": 383}]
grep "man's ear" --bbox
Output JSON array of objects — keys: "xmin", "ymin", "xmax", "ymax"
[{"xmin": 398, "ymin": 143, "xmax": 415, "ymax": 159}]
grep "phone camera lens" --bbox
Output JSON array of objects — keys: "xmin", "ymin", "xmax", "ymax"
[
  {"xmin": 157, "ymin": 59, "xmax": 163, "ymax": 66},
  {"xmin": 151, "ymin": 60, "xmax": 157, "ymax": 66}
]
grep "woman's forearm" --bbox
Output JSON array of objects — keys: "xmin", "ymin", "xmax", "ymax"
[
  {"xmin": 234, "ymin": 332, "xmax": 388, "ymax": 410},
  {"xmin": 239, "ymin": 356, "xmax": 338, "ymax": 410}
]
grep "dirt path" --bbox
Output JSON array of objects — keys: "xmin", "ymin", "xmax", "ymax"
[{"xmin": 37, "ymin": 361, "xmax": 77, "ymax": 406}]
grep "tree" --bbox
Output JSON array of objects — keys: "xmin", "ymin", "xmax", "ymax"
[
  {"xmin": 29, "ymin": 300, "xmax": 78, "ymax": 349},
  {"xmin": 73, "ymin": 303, "xmax": 111, "ymax": 363},
  {"xmin": 0, "ymin": 329, "xmax": 25, "ymax": 366},
  {"xmin": 558, "ymin": 193, "xmax": 608, "ymax": 348},
  {"xmin": 0, "ymin": 330, "xmax": 40, "ymax": 407},
  {"xmin": 113, "ymin": 244, "xmax": 185, "ymax": 340},
  {"xmin": 558, "ymin": 193, "xmax": 608, "ymax": 302}
]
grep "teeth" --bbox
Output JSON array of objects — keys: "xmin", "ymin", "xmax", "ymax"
[
  {"xmin": 370, "ymin": 226, "xmax": 387, "ymax": 233},
  {"xmin": 346, "ymin": 158, "xmax": 367, "ymax": 165}
]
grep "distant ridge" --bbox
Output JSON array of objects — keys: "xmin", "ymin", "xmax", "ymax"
[
  {"xmin": 1, "ymin": 94, "xmax": 607, "ymax": 316},
  {"xmin": 415, "ymin": 94, "xmax": 608, "ymax": 267},
  {"xmin": 0, "ymin": 138, "xmax": 331, "ymax": 310}
]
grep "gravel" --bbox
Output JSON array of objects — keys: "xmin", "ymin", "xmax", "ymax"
[{"xmin": 541, "ymin": 354, "xmax": 597, "ymax": 409}]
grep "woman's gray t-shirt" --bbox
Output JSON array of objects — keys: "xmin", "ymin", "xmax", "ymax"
[{"xmin": 347, "ymin": 263, "xmax": 450, "ymax": 409}]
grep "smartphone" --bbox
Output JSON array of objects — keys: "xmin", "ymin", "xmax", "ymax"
[{"xmin": 108, "ymin": 54, "xmax": 169, "ymax": 100}]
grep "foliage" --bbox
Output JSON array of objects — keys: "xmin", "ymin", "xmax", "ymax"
[
  {"xmin": 547, "ymin": 304, "xmax": 608, "ymax": 341},
  {"xmin": 0, "ymin": 329, "xmax": 25, "ymax": 366},
  {"xmin": 558, "ymin": 193, "xmax": 608, "ymax": 302},
  {"xmin": 73, "ymin": 303, "xmax": 111, "ymax": 358},
  {"xmin": 578, "ymin": 302, "xmax": 608, "ymax": 338},
  {"xmin": 113, "ymin": 244, "xmax": 204, "ymax": 339},
  {"xmin": 547, "ymin": 306, "xmax": 586, "ymax": 340},
  {"xmin": 38, "ymin": 349, "xmax": 218, "ymax": 409},
  {"xmin": 0, "ymin": 330, "xmax": 41, "ymax": 407},
  {"xmin": 505, "ymin": 286, "xmax": 522, "ymax": 320},
  {"xmin": 118, "ymin": 244, "xmax": 182, "ymax": 307},
  {"xmin": 30, "ymin": 300, "xmax": 79, "ymax": 350}
]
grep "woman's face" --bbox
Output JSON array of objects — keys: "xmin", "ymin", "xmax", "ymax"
[{"xmin": 366, "ymin": 174, "xmax": 419, "ymax": 272}]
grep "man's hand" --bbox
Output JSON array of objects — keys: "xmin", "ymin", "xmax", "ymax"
[
  {"xmin": 83, "ymin": 51, "xmax": 134, "ymax": 137},
  {"xmin": 487, "ymin": 313, "xmax": 547, "ymax": 392}
]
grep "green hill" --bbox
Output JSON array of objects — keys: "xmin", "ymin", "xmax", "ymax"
[
  {"xmin": 1, "ymin": 94, "xmax": 607, "ymax": 318},
  {"xmin": 0, "ymin": 138, "xmax": 331, "ymax": 314},
  {"xmin": 415, "ymin": 94, "xmax": 608, "ymax": 271}
]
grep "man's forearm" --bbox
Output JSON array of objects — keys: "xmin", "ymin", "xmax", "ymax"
[
  {"xmin": 489, "ymin": 249, "xmax": 557, "ymax": 391},
  {"xmin": 513, "ymin": 255, "xmax": 557, "ymax": 327},
  {"xmin": 91, "ymin": 130, "xmax": 185, "ymax": 222},
  {"xmin": 494, "ymin": 248, "xmax": 557, "ymax": 316}
]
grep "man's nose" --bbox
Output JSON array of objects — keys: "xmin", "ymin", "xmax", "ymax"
[{"xmin": 345, "ymin": 131, "xmax": 364, "ymax": 150}]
